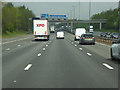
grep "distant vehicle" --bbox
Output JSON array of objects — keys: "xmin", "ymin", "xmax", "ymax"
[
  {"xmin": 106, "ymin": 32, "xmax": 111, "ymax": 38},
  {"xmin": 79, "ymin": 34, "xmax": 95, "ymax": 45},
  {"xmin": 56, "ymin": 31, "xmax": 64, "ymax": 39},
  {"xmin": 33, "ymin": 20, "xmax": 50, "ymax": 40},
  {"xmin": 111, "ymin": 33, "xmax": 119, "ymax": 39},
  {"xmin": 89, "ymin": 29, "xmax": 94, "ymax": 33},
  {"xmin": 74, "ymin": 28, "xmax": 86, "ymax": 41},
  {"xmin": 100, "ymin": 32, "xmax": 106, "ymax": 37},
  {"xmin": 111, "ymin": 38, "xmax": 120, "ymax": 60},
  {"xmin": 50, "ymin": 26, "xmax": 55, "ymax": 33},
  {"xmin": 89, "ymin": 26, "xmax": 93, "ymax": 33}
]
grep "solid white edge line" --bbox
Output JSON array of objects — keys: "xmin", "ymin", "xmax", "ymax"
[
  {"xmin": 103, "ymin": 63, "xmax": 114, "ymax": 70},
  {"xmin": 87, "ymin": 53, "xmax": 92, "ymax": 56},
  {"xmin": 95, "ymin": 42, "xmax": 111, "ymax": 48},
  {"xmin": 24, "ymin": 64, "xmax": 32, "ymax": 71},
  {"xmin": 2, "ymin": 37, "xmax": 32, "ymax": 44}
]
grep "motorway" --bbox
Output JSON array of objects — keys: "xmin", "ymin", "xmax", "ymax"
[{"xmin": 2, "ymin": 32, "xmax": 119, "ymax": 88}]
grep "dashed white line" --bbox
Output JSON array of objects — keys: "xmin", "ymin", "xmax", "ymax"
[
  {"xmin": 18, "ymin": 45, "xmax": 21, "ymax": 47},
  {"xmin": 103, "ymin": 63, "xmax": 114, "ymax": 70},
  {"xmin": 24, "ymin": 64, "xmax": 32, "ymax": 71},
  {"xmin": 46, "ymin": 45, "xmax": 48, "ymax": 47},
  {"xmin": 13, "ymin": 80, "xmax": 17, "ymax": 83},
  {"xmin": 79, "ymin": 48, "xmax": 83, "ymax": 50},
  {"xmin": 72, "ymin": 42, "xmax": 73, "ymax": 44},
  {"xmin": 87, "ymin": 53, "xmax": 92, "ymax": 56},
  {"xmin": 6, "ymin": 48, "xmax": 10, "ymax": 51},
  {"xmin": 43, "ymin": 48, "xmax": 46, "ymax": 51},
  {"xmin": 38, "ymin": 53, "xmax": 41, "ymax": 56},
  {"xmin": 95, "ymin": 42, "xmax": 111, "ymax": 48},
  {"xmin": 74, "ymin": 44, "xmax": 77, "ymax": 46}
]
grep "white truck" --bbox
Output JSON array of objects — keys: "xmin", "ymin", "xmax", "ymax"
[
  {"xmin": 50, "ymin": 25, "xmax": 55, "ymax": 33},
  {"xmin": 74, "ymin": 28, "xmax": 86, "ymax": 41},
  {"xmin": 33, "ymin": 20, "xmax": 50, "ymax": 40}
]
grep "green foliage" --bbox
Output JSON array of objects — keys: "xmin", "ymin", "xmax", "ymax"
[
  {"xmin": 2, "ymin": 3, "xmax": 35, "ymax": 34},
  {"xmin": 91, "ymin": 8, "xmax": 119, "ymax": 31}
]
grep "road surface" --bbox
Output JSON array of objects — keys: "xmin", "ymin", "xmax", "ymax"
[{"xmin": 2, "ymin": 32, "xmax": 119, "ymax": 88}]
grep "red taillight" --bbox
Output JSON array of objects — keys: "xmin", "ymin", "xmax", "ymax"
[
  {"xmin": 92, "ymin": 37, "xmax": 95, "ymax": 39},
  {"xmin": 82, "ymin": 37, "xmax": 85, "ymax": 39}
]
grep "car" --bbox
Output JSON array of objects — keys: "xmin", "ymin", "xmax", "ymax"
[
  {"xmin": 79, "ymin": 33, "xmax": 95, "ymax": 45},
  {"xmin": 100, "ymin": 32, "xmax": 106, "ymax": 37},
  {"xmin": 74, "ymin": 28, "xmax": 86, "ymax": 41},
  {"xmin": 56, "ymin": 31, "xmax": 64, "ymax": 39},
  {"xmin": 111, "ymin": 33, "xmax": 119, "ymax": 39},
  {"xmin": 105, "ymin": 32, "xmax": 111, "ymax": 38},
  {"xmin": 111, "ymin": 38, "xmax": 120, "ymax": 60}
]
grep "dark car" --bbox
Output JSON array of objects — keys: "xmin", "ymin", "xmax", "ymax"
[
  {"xmin": 100, "ymin": 32, "xmax": 106, "ymax": 37},
  {"xmin": 111, "ymin": 33, "xmax": 119, "ymax": 39},
  {"xmin": 79, "ymin": 34, "xmax": 95, "ymax": 45}
]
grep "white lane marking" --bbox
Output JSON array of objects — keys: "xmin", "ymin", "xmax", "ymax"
[
  {"xmin": 95, "ymin": 42, "xmax": 111, "ymax": 48},
  {"xmin": 2, "ymin": 37, "xmax": 32, "ymax": 44},
  {"xmin": 38, "ymin": 53, "xmax": 41, "ymax": 56},
  {"xmin": 79, "ymin": 48, "xmax": 83, "ymax": 50},
  {"xmin": 24, "ymin": 64, "xmax": 32, "ymax": 71},
  {"xmin": 46, "ymin": 45, "xmax": 48, "ymax": 47},
  {"xmin": 72, "ymin": 42, "xmax": 73, "ymax": 44},
  {"xmin": 6, "ymin": 48, "xmax": 10, "ymax": 51},
  {"xmin": 103, "ymin": 63, "xmax": 114, "ymax": 70},
  {"xmin": 18, "ymin": 45, "xmax": 21, "ymax": 47},
  {"xmin": 87, "ymin": 53, "xmax": 92, "ymax": 56},
  {"xmin": 43, "ymin": 48, "xmax": 46, "ymax": 51},
  {"xmin": 13, "ymin": 80, "xmax": 16, "ymax": 83},
  {"xmin": 74, "ymin": 44, "xmax": 77, "ymax": 46}
]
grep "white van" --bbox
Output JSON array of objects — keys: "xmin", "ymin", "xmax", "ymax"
[
  {"xmin": 56, "ymin": 31, "xmax": 64, "ymax": 39},
  {"xmin": 50, "ymin": 26, "xmax": 55, "ymax": 33},
  {"xmin": 74, "ymin": 28, "xmax": 86, "ymax": 41},
  {"xmin": 33, "ymin": 20, "xmax": 50, "ymax": 40}
]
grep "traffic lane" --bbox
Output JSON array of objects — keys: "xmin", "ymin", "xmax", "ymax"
[
  {"xmin": 2, "ymin": 33, "xmax": 55, "ymax": 53},
  {"xmin": 3, "ymin": 41, "xmax": 49, "ymax": 88},
  {"xmin": 66, "ymin": 32, "xmax": 110, "ymax": 59},
  {"xmin": 7, "ymin": 37, "xmax": 118, "ymax": 88},
  {"xmin": 3, "ymin": 34, "xmax": 55, "ymax": 88},
  {"xmin": 2, "ymin": 36, "xmax": 34, "ymax": 53},
  {"xmin": 65, "ymin": 32, "xmax": 119, "ymax": 63}
]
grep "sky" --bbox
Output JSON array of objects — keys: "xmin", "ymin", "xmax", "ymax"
[{"xmin": 12, "ymin": 2, "xmax": 118, "ymax": 20}]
